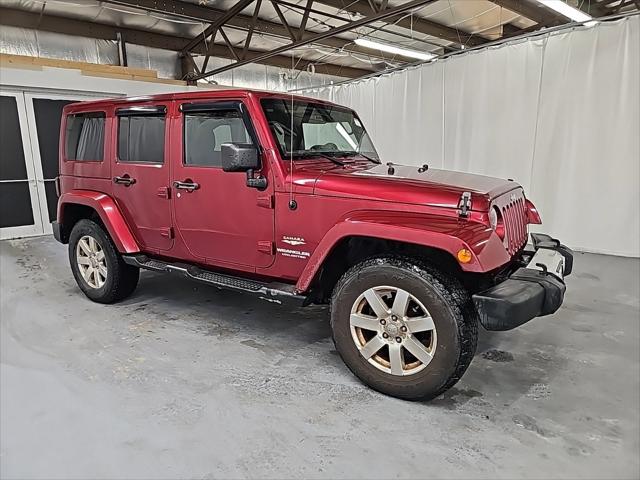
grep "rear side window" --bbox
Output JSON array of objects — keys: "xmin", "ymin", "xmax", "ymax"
[
  {"xmin": 118, "ymin": 113, "xmax": 165, "ymax": 163},
  {"xmin": 65, "ymin": 112, "xmax": 105, "ymax": 161},
  {"xmin": 184, "ymin": 109, "xmax": 253, "ymax": 167}
]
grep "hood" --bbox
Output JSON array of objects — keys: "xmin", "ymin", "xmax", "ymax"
[{"xmin": 308, "ymin": 162, "xmax": 519, "ymax": 211}]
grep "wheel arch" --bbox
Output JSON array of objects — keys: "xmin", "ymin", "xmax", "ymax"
[
  {"xmin": 296, "ymin": 211, "xmax": 509, "ymax": 298},
  {"xmin": 57, "ymin": 190, "xmax": 139, "ymax": 253}
]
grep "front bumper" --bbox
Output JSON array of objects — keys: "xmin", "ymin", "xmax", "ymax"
[{"xmin": 472, "ymin": 233, "xmax": 573, "ymax": 331}]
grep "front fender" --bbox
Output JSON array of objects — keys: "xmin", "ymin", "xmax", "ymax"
[
  {"xmin": 296, "ymin": 210, "xmax": 510, "ymax": 292},
  {"xmin": 57, "ymin": 190, "xmax": 139, "ymax": 253}
]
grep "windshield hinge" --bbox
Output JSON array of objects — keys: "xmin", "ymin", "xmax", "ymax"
[
  {"xmin": 257, "ymin": 194, "xmax": 274, "ymax": 209},
  {"xmin": 458, "ymin": 192, "xmax": 472, "ymax": 218}
]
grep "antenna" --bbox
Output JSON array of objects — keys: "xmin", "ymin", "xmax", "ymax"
[{"xmin": 288, "ymin": 50, "xmax": 297, "ymax": 211}]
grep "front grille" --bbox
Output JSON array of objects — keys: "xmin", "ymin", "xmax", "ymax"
[{"xmin": 497, "ymin": 190, "xmax": 528, "ymax": 255}]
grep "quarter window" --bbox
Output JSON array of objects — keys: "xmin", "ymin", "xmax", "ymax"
[
  {"xmin": 184, "ymin": 109, "xmax": 253, "ymax": 167},
  {"xmin": 65, "ymin": 112, "xmax": 105, "ymax": 161},
  {"xmin": 118, "ymin": 114, "xmax": 165, "ymax": 163}
]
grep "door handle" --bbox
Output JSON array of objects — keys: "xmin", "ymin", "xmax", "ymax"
[
  {"xmin": 113, "ymin": 175, "xmax": 136, "ymax": 186},
  {"xmin": 173, "ymin": 180, "xmax": 200, "ymax": 192}
]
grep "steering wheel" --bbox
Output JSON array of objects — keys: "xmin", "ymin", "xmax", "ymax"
[{"xmin": 310, "ymin": 142, "xmax": 339, "ymax": 151}]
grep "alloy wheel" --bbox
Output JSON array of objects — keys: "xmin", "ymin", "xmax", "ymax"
[
  {"xmin": 76, "ymin": 235, "xmax": 107, "ymax": 289},
  {"xmin": 350, "ymin": 286, "xmax": 437, "ymax": 376}
]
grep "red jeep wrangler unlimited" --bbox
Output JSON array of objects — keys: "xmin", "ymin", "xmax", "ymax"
[{"xmin": 53, "ymin": 89, "xmax": 572, "ymax": 400}]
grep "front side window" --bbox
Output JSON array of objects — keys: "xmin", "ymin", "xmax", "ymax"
[
  {"xmin": 184, "ymin": 109, "xmax": 253, "ymax": 167},
  {"xmin": 65, "ymin": 112, "xmax": 105, "ymax": 161},
  {"xmin": 118, "ymin": 114, "xmax": 165, "ymax": 163},
  {"xmin": 260, "ymin": 98, "xmax": 379, "ymax": 161}
]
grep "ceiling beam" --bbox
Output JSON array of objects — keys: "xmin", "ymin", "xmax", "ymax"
[
  {"xmin": 241, "ymin": 0, "xmax": 264, "ymax": 59},
  {"xmin": 105, "ymin": 0, "xmax": 397, "ymax": 63},
  {"xmin": 0, "ymin": 7, "xmax": 374, "ymax": 78},
  {"xmin": 574, "ymin": 0, "xmax": 611, "ymax": 17},
  {"xmin": 181, "ymin": 0, "xmax": 256, "ymax": 53},
  {"xmin": 270, "ymin": 0, "xmax": 297, "ymax": 41},
  {"xmin": 270, "ymin": 0, "xmax": 298, "ymax": 41},
  {"xmin": 219, "ymin": 28, "xmax": 241, "ymax": 61},
  {"xmin": 489, "ymin": 0, "xmax": 565, "ymax": 27},
  {"xmin": 195, "ymin": 0, "xmax": 446, "ymax": 79},
  {"xmin": 492, "ymin": 0, "xmax": 614, "ymax": 32},
  {"xmin": 275, "ymin": 0, "xmax": 457, "ymax": 52},
  {"xmin": 312, "ymin": 0, "xmax": 485, "ymax": 47},
  {"xmin": 500, "ymin": 21, "xmax": 539, "ymax": 37},
  {"xmin": 603, "ymin": 0, "xmax": 638, "ymax": 13},
  {"xmin": 298, "ymin": 0, "xmax": 315, "ymax": 40}
]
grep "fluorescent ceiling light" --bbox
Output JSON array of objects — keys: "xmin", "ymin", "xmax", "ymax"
[
  {"xmin": 536, "ymin": 0, "xmax": 593, "ymax": 23},
  {"xmin": 354, "ymin": 38, "xmax": 436, "ymax": 61}
]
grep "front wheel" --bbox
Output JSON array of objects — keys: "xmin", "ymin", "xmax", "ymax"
[
  {"xmin": 69, "ymin": 219, "xmax": 139, "ymax": 304},
  {"xmin": 330, "ymin": 256, "xmax": 478, "ymax": 400}
]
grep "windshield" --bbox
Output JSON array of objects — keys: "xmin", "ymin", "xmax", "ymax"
[{"xmin": 260, "ymin": 98, "xmax": 380, "ymax": 161}]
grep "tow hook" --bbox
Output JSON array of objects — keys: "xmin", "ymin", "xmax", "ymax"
[{"xmin": 458, "ymin": 191, "xmax": 472, "ymax": 218}]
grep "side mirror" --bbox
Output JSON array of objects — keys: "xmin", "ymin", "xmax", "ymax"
[{"xmin": 221, "ymin": 143, "xmax": 260, "ymax": 172}]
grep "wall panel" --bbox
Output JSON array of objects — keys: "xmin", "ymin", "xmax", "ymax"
[
  {"xmin": 442, "ymin": 39, "xmax": 545, "ymax": 190},
  {"xmin": 308, "ymin": 16, "xmax": 640, "ymax": 257},
  {"xmin": 530, "ymin": 18, "xmax": 640, "ymax": 256}
]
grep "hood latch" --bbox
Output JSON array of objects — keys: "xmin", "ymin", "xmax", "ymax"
[{"xmin": 458, "ymin": 191, "xmax": 472, "ymax": 218}]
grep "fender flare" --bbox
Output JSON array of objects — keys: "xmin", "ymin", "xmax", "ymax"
[
  {"xmin": 295, "ymin": 210, "xmax": 510, "ymax": 292},
  {"xmin": 57, "ymin": 190, "xmax": 140, "ymax": 253}
]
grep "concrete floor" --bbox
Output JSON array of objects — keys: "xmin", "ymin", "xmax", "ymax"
[{"xmin": 1, "ymin": 236, "xmax": 638, "ymax": 479}]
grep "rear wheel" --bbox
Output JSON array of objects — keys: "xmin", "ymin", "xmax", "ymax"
[
  {"xmin": 69, "ymin": 219, "xmax": 139, "ymax": 304},
  {"xmin": 330, "ymin": 256, "xmax": 478, "ymax": 400}
]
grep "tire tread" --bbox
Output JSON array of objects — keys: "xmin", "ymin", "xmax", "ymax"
[
  {"xmin": 69, "ymin": 219, "xmax": 139, "ymax": 304},
  {"xmin": 330, "ymin": 255, "xmax": 478, "ymax": 400}
]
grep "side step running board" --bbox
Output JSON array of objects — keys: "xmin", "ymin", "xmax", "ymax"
[{"xmin": 122, "ymin": 254, "xmax": 305, "ymax": 307}]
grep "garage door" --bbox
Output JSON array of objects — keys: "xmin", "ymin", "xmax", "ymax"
[
  {"xmin": 0, "ymin": 90, "xmax": 104, "ymax": 240},
  {"xmin": 0, "ymin": 91, "xmax": 42, "ymax": 239}
]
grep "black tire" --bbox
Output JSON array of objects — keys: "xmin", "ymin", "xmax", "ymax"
[
  {"xmin": 68, "ymin": 219, "xmax": 139, "ymax": 304},
  {"xmin": 330, "ymin": 256, "xmax": 478, "ymax": 401}
]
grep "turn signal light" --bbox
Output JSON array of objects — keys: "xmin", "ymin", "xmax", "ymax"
[
  {"xmin": 457, "ymin": 248, "xmax": 473, "ymax": 264},
  {"xmin": 525, "ymin": 198, "xmax": 542, "ymax": 224}
]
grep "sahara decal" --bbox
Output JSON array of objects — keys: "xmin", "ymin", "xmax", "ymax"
[{"xmin": 282, "ymin": 235, "xmax": 306, "ymax": 246}]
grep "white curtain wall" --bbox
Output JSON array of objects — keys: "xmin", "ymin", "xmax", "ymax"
[{"xmin": 307, "ymin": 16, "xmax": 640, "ymax": 257}]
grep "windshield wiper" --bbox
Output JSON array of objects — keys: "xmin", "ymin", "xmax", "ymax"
[
  {"xmin": 337, "ymin": 151, "xmax": 381, "ymax": 164},
  {"xmin": 285, "ymin": 150, "xmax": 345, "ymax": 166}
]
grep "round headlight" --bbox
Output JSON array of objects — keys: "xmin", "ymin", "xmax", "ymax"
[
  {"xmin": 490, "ymin": 206, "xmax": 506, "ymax": 239},
  {"xmin": 488, "ymin": 208, "xmax": 498, "ymax": 229}
]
